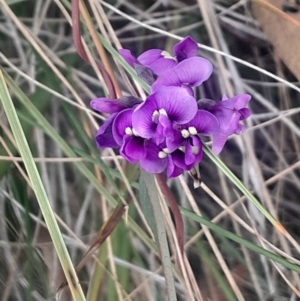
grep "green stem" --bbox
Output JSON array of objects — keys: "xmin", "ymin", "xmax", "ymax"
[{"xmin": 155, "ymin": 173, "xmax": 184, "ymax": 257}]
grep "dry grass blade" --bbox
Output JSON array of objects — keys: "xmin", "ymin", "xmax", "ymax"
[
  {"xmin": 75, "ymin": 203, "xmax": 126, "ymax": 273},
  {"xmin": 58, "ymin": 203, "xmax": 126, "ymax": 293},
  {"xmin": 252, "ymin": 0, "xmax": 300, "ymax": 80},
  {"xmin": 71, "ymin": 0, "xmax": 117, "ymax": 99}
]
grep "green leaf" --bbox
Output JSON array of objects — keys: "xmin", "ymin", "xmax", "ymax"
[
  {"xmin": 139, "ymin": 175, "xmax": 158, "ymax": 243},
  {"xmin": 141, "ymin": 171, "xmax": 177, "ymax": 301}
]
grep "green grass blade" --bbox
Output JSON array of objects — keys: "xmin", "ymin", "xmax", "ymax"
[
  {"xmin": 0, "ymin": 86, "xmax": 50, "ymax": 179},
  {"xmin": 180, "ymin": 206, "xmax": 300, "ymax": 273},
  {"xmin": 0, "ymin": 69, "xmax": 86, "ymax": 301},
  {"xmin": 139, "ymin": 175, "xmax": 157, "ymax": 242},
  {"xmin": 141, "ymin": 171, "xmax": 177, "ymax": 301},
  {"xmin": 195, "ymin": 240, "xmax": 237, "ymax": 301},
  {"xmin": 202, "ymin": 144, "xmax": 278, "ymax": 227}
]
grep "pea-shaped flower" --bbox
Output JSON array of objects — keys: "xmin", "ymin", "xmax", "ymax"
[
  {"xmin": 167, "ymin": 110, "xmax": 219, "ymax": 167},
  {"xmin": 112, "ymin": 108, "xmax": 147, "ymax": 164},
  {"xmin": 150, "ymin": 56, "xmax": 213, "ymax": 93},
  {"xmin": 119, "ymin": 36, "xmax": 198, "ymax": 76},
  {"xmin": 90, "ymin": 96, "xmax": 142, "ymax": 149},
  {"xmin": 132, "ymin": 87, "xmax": 198, "ymax": 145},
  {"xmin": 198, "ymin": 94, "xmax": 251, "ymax": 154}
]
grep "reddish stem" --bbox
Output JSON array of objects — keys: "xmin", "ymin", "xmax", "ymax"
[{"xmin": 71, "ymin": 0, "xmax": 117, "ymax": 99}]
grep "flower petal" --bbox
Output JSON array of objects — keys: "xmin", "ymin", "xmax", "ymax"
[
  {"xmin": 219, "ymin": 94, "xmax": 251, "ymax": 110},
  {"xmin": 159, "ymin": 114, "xmax": 174, "ymax": 141},
  {"xmin": 197, "ymin": 98, "xmax": 217, "ymax": 110},
  {"xmin": 171, "ymin": 149, "xmax": 189, "ymax": 170},
  {"xmin": 167, "ymin": 156, "xmax": 183, "ymax": 178},
  {"xmin": 112, "ymin": 108, "xmax": 134, "ymax": 145},
  {"xmin": 90, "ymin": 98, "xmax": 125, "ymax": 113},
  {"xmin": 155, "ymin": 122, "xmax": 165, "ymax": 145},
  {"xmin": 187, "ymin": 110, "xmax": 219, "ymax": 135},
  {"xmin": 125, "ymin": 137, "xmax": 146, "ymax": 159},
  {"xmin": 118, "ymin": 96, "xmax": 143, "ymax": 108},
  {"xmin": 132, "ymin": 94, "xmax": 159, "ymax": 138},
  {"xmin": 184, "ymin": 142, "xmax": 196, "ymax": 166},
  {"xmin": 236, "ymin": 123, "xmax": 246, "ymax": 134},
  {"xmin": 154, "ymin": 87, "xmax": 197, "ymax": 124},
  {"xmin": 218, "ymin": 111, "xmax": 241, "ymax": 135},
  {"xmin": 166, "ymin": 130, "xmax": 184, "ymax": 152},
  {"xmin": 133, "ymin": 64, "xmax": 156, "ymax": 85},
  {"xmin": 121, "ymin": 136, "xmax": 146, "ymax": 163},
  {"xmin": 239, "ymin": 108, "xmax": 251, "ymax": 120},
  {"xmin": 138, "ymin": 49, "xmax": 177, "ymax": 75},
  {"xmin": 212, "ymin": 131, "xmax": 228, "ymax": 155},
  {"xmin": 185, "ymin": 136, "xmax": 203, "ymax": 166},
  {"xmin": 120, "ymin": 136, "xmax": 138, "ymax": 164},
  {"xmin": 119, "ymin": 49, "xmax": 139, "ymax": 67},
  {"xmin": 151, "ymin": 57, "xmax": 213, "ymax": 91},
  {"xmin": 139, "ymin": 140, "xmax": 167, "ymax": 173},
  {"xmin": 210, "ymin": 94, "xmax": 251, "ymax": 136},
  {"xmin": 95, "ymin": 114, "xmax": 119, "ymax": 148},
  {"xmin": 231, "ymin": 94, "xmax": 251, "ymax": 110},
  {"xmin": 173, "ymin": 36, "xmax": 198, "ymax": 62}
]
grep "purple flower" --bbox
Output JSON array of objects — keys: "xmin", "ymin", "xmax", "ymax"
[
  {"xmin": 91, "ymin": 96, "xmax": 143, "ymax": 149},
  {"xmin": 119, "ymin": 36, "xmax": 198, "ymax": 76},
  {"xmin": 90, "ymin": 96, "xmax": 142, "ymax": 114},
  {"xmin": 173, "ymin": 36, "xmax": 198, "ymax": 61},
  {"xmin": 198, "ymin": 94, "xmax": 251, "ymax": 154},
  {"xmin": 95, "ymin": 113, "xmax": 119, "ymax": 148},
  {"xmin": 112, "ymin": 108, "xmax": 146, "ymax": 164},
  {"xmin": 167, "ymin": 110, "xmax": 219, "ymax": 167},
  {"xmin": 132, "ymin": 87, "xmax": 198, "ymax": 144},
  {"xmin": 91, "ymin": 98, "xmax": 125, "ymax": 114},
  {"xmin": 151, "ymin": 57, "xmax": 213, "ymax": 93},
  {"xmin": 139, "ymin": 140, "xmax": 184, "ymax": 178},
  {"xmin": 118, "ymin": 49, "xmax": 139, "ymax": 67},
  {"xmin": 91, "ymin": 35, "xmax": 251, "ymax": 178}
]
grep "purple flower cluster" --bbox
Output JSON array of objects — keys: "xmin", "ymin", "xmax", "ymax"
[{"xmin": 91, "ymin": 36, "xmax": 251, "ymax": 178}]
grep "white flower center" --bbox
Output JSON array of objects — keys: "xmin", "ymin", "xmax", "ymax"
[
  {"xmin": 188, "ymin": 126, "xmax": 197, "ymax": 135},
  {"xmin": 182, "ymin": 127, "xmax": 198, "ymax": 138},
  {"xmin": 159, "ymin": 108, "xmax": 167, "ymax": 116},
  {"xmin": 152, "ymin": 110, "xmax": 159, "ymax": 121},
  {"xmin": 152, "ymin": 108, "xmax": 168, "ymax": 124},
  {"xmin": 163, "ymin": 148, "xmax": 172, "ymax": 154},
  {"xmin": 161, "ymin": 50, "xmax": 176, "ymax": 61},
  {"xmin": 181, "ymin": 129, "xmax": 190, "ymax": 138},
  {"xmin": 158, "ymin": 151, "xmax": 167, "ymax": 158},
  {"xmin": 125, "ymin": 127, "xmax": 133, "ymax": 135}
]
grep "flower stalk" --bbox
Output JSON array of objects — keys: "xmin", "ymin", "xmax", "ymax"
[{"xmin": 155, "ymin": 173, "xmax": 184, "ymax": 263}]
